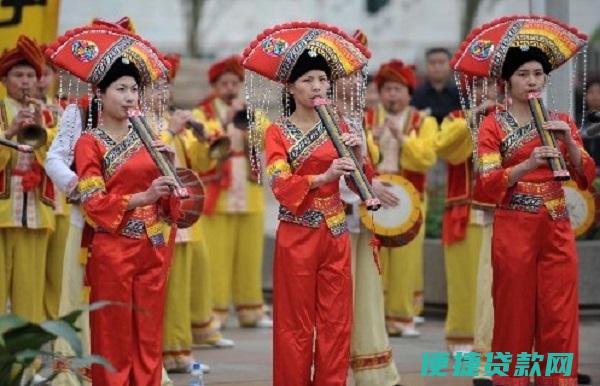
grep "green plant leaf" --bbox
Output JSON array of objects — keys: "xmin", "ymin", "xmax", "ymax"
[
  {"xmin": 3, "ymin": 325, "xmax": 54, "ymax": 355},
  {"xmin": 57, "ymin": 310, "xmax": 83, "ymax": 329},
  {"xmin": 70, "ymin": 354, "xmax": 114, "ymax": 372},
  {"xmin": 87, "ymin": 300, "xmax": 113, "ymax": 312},
  {"xmin": 0, "ymin": 315, "xmax": 27, "ymax": 346},
  {"xmin": 40, "ymin": 320, "xmax": 81, "ymax": 357},
  {"xmin": 14, "ymin": 349, "xmax": 43, "ymax": 363},
  {"xmin": 58, "ymin": 300, "xmax": 113, "ymax": 328}
]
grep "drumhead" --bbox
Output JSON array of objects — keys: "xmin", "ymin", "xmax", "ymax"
[
  {"xmin": 359, "ymin": 174, "xmax": 421, "ymax": 236},
  {"xmin": 563, "ymin": 181, "xmax": 597, "ymax": 237}
]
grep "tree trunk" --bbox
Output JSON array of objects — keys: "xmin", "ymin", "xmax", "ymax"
[
  {"xmin": 461, "ymin": 0, "xmax": 483, "ymax": 39},
  {"xmin": 185, "ymin": 0, "xmax": 205, "ymax": 57}
]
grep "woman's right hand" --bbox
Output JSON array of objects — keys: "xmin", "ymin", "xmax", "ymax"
[
  {"xmin": 144, "ymin": 176, "xmax": 177, "ymax": 203},
  {"xmin": 323, "ymin": 157, "xmax": 355, "ymax": 183},
  {"xmin": 526, "ymin": 146, "xmax": 561, "ymax": 170}
]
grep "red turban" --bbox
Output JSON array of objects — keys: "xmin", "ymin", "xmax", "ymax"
[
  {"xmin": 375, "ymin": 59, "xmax": 417, "ymax": 91},
  {"xmin": 0, "ymin": 36, "xmax": 45, "ymax": 78},
  {"xmin": 208, "ymin": 55, "xmax": 244, "ymax": 84}
]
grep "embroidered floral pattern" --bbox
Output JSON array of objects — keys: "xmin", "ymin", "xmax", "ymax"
[
  {"xmin": 313, "ymin": 195, "xmax": 347, "ymax": 237},
  {"xmin": 277, "ymin": 196, "xmax": 347, "ymax": 237},
  {"xmin": 121, "ymin": 218, "xmax": 145, "ymax": 239},
  {"xmin": 113, "ymin": 205, "xmax": 166, "ymax": 246},
  {"xmin": 266, "ymin": 159, "xmax": 291, "ymax": 186},
  {"xmin": 545, "ymin": 196, "xmax": 568, "ymax": 220},
  {"xmin": 507, "ymin": 193, "xmax": 544, "ymax": 213},
  {"xmin": 146, "ymin": 221, "xmax": 165, "ymax": 247},
  {"xmin": 278, "ymin": 206, "xmax": 323, "ymax": 228},
  {"xmin": 501, "ymin": 181, "xmax": 568, "ymax": 220},
  {"xmin": 498, "ymin": 112, "xmax": 539, "ymax": 161},
  {"xmin": 490, "ymin": 20, "xmax": 524, "ymax": 78},
  {"xmin": 102, "ymin": 132, "xmax": 143, "ymax": 179},
  {"xmin": 88, "ymin": 36, "xmax": 136, "ymax": 84},
  {"xmin": 350, "ymin": 349, "xmax": 393, "ymax": 371},
  {"xmin": 287, "ymin": 121, "xmax": 328, "ymax": 170},
  {"xmin": 281, "ymin": 119, "xmax": 304, "ymax": 142},
  {"xmin": 479, "ymin": 152, "xmax": 502, "ymax": 174},
  {"xmin": 79, "ymin": 176, "xmax": 105, "ymax": 203}
]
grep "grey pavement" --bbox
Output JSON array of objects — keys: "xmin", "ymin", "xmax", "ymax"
[{"xmin": 170, "ymin": 314, "xmax": 600, "ymax": 386}]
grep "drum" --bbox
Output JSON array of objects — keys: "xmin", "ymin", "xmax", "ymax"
[
  {"xmin": 359, "ymin": 174, "xmax": 422, "ymax": 247},
  {"xmin": 562, "ymin": 180, "xmax": 599, "ymax": 237},
  {"xmin": 174, "ymin": 167, "xmax": 205, "ymax": 228}
]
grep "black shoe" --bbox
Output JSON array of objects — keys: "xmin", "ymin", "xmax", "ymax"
[
  {"xmin": 578, "ymin": 373, "xmax": 591, "ymax": 385},
  {"xmin": 472, "ymin": 378, "xmax": 493, "ymax": 386}
]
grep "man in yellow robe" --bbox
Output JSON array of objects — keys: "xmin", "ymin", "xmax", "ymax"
[
  {"xmin": 186, "ymin": 56, "xmax": 270, "ymax": 328},
  {"xmin": 434, "ymin": 108, "xmax": 494, "ymax": 357},
  {"xmin": 0, "ymin": 36, "xmax": 56, "ymax": 323},
  {"xmin": 364, "ymin": 59, "xmax": 438, "ymax": 337}
]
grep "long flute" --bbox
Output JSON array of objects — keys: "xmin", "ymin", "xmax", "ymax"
[
  {"xmin": 527, "ymin": 92, "xmax": 570, "ymax": 181},
  {"xmin": 0, "ymin": 137, "xmax": 33, "ymax": 153},
  {"xmin": 313, "ymin": 98, "xmax": 381, "ymax": 211},
  {"xmin": 128, "ymin": 110, "xmax": 189, "ymax": 198}
]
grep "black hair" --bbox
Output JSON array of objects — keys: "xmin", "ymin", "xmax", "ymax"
[
  {"xmin": 586, "ymin": 77, "xmax": 600, "ymax": 90},
  {"xmin": 425, "ymin": 47, "xmax": 451, "ymax": 60},
  {"xmin": 501, "ymin": 46, "xmax": 551, "ymax": 80},
  {"xmin": 96, "ymin": 58, "xmax": 141, "ymax": 91},
  {"xmin": 285, "ymin": 50, "xmax": 332, "ymax": 114},
  {"xmin": 288, "ymin": 50, "xmax": 331, "ymax": 83}
]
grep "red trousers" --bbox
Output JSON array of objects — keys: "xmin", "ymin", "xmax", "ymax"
[
  {"xmin": 273, "ymin": 221, "xmax": 352, "ymax": 386},
  {"xmin": 491, "ymin": 209, "xmax": 578, "ymax": 386},
  {"xmin": 88, "ymin": 233, "xmax": 170, "ymax": 386}
]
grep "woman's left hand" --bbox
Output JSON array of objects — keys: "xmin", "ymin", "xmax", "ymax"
[
  {"xmin": 543, "ymin": 120, "xmax": 574, "ymax": 144},
  {"xmin": 152, "ymin": 140, "xmax": 176, "ymax": 163}
]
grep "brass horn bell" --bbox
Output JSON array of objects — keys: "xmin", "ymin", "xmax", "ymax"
[{"xmin": 17, "ymin": 123, "xmax": 47, "ymax": 150}]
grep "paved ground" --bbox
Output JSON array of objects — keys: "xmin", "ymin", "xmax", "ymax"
[{"xmin": 170, "ymin": 313, "xmax": 600, "ymax": 386}]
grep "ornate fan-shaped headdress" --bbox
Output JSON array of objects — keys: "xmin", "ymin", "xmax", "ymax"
[{"xmin": 45, "ymin": 17, "xmax": 171, "ymax": 130}]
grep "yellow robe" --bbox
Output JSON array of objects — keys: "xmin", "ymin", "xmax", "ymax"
[
  {"xmin": 434, "ymin": 113, "xmax": 493, "ymax": 350},
  {"xmin": 0, "ymin": 96, "xmax": 56, "ymax": 323},
  {"xmin": 160, "ymin": 126, "xmax": 223, "ymax": 347},
  {"xmin": 187, "ymin": 98, "xmax": 266, "ymax": 325},
  {"xmin": 366, "ymin": 104, "xmax": 438, "ymax": 328}
]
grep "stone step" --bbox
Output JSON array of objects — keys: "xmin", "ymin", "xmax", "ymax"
[{"xmin": 171, "ymin": 57, "xmax": 213, "ymax": 109}]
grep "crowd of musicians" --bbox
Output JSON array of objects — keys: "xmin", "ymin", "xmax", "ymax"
[{"xmin": 0, "ymin": 13, "xmax": 597, "ymax": 386}]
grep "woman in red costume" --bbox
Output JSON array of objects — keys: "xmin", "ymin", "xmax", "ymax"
[
  {"xmin": 241, "ymin": 23, "xmax": 371, "ymax": 385},
  {"xmin": 46, "ymin": 24, "xmax": 178, "ymax": 386},
  {"xmin": 452, "ymin": 16, "xmax": 595, "ymax": 386}
]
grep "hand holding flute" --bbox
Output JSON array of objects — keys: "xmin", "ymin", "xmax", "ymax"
[{"xmin": 313, "ymin": 97, "xmax": 381, "ymax": 211}]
